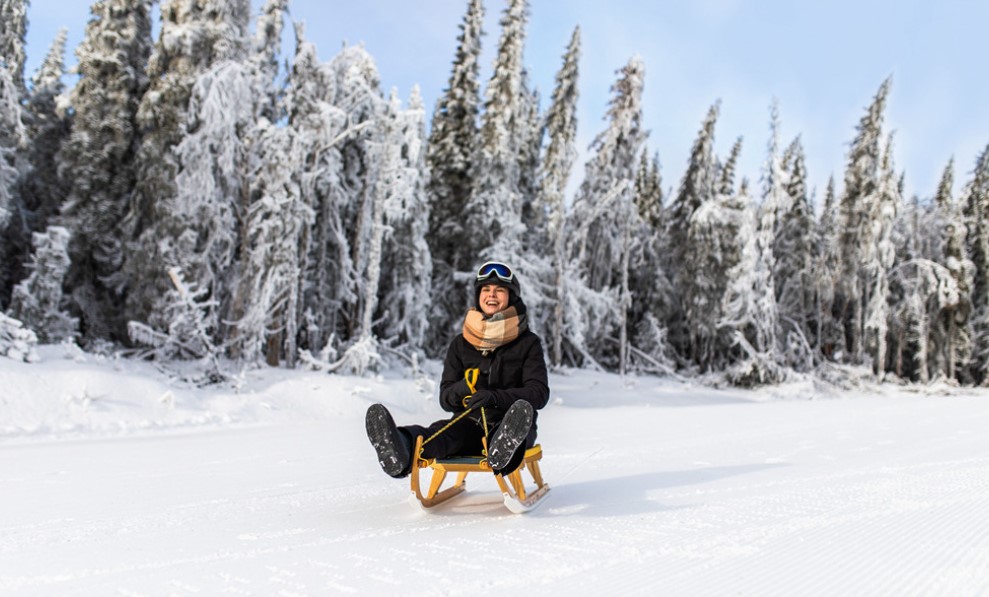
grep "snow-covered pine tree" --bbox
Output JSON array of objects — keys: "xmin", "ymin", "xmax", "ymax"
[
  {"xmin": 0, "ymin": 45, "xmax": 25, "ymax": 272},
  {"xmin": 0, "ymin": 61, "xmax": 20, "ymax": 225},
  {"xmin": 863, "ymin": 133, "xmax": 900, "ymax": 377},
  {"xmin": 719, "ymin": 185, "xmax": 783, "ymax": 386},
  {"xmin": 887, "ymin": 193, "xmax": 927, "ymax": 380},
  {"xmin": 332, "ymin": 89, "xmax": 430, "ymax": 375},
  {"xmin": 325, "ymin": 45, "xmax": 386, "ymax": 350},
  {"xmin": 123, "ymin": 0, "xmax": 251, "ymax": 329},
  {"xmin": 7, "ymin": 30, "xmax": 71, "ymax": 305},
  {"xmin": 837, "ymin": 78, "xmax": 891, "ymax": 366},
  {"xmin": 424, "ymin": 0, "xmax": 483, "ymax": 353},
  {"xmin": 0, "ymin": 0, "xmax": 28, "ymax": 96},
  {"xmin": 534, "ymin": 25, "xmax": 579, "ymax": 367},
  {"xmin": 226, "ymin": 0, "xmax": 319, "ymax": 367},
  {"xmin": 128, "ymin": 266, "xmax": 224, "ymax": 382},
  {"xmin": 0, "ymin": 0, "xmax": 28, "ymax": 305},
  {"xmin": 566, "ymin": 56, "xmax": 646, "ymax": 369},
  {"xmin": 666, "ymin": 102, "xmax": 719, "ymax": 360},
  {"xmin": 57, "ymin": 0, "xmax": 152, "ymax": 342},
  {"xmin": 377, "ymin": 87, "xmax": 432, "ymax": 356},
  {"xmin": 935, "ymin": 159, "xmax": 974, "ymax": 382},
  {"xmin": 232, "ymin": 120, "xmax": 309, "ymax": 366},
  {"xmin": 517, "ymin": 68, "xmax": 543, "ymax": 229},
  {"xmin": 19, "ymin": 28, "xmax": 69, "ymax": 232},
  {"xmin": 284, "ymin": 24, "xmax": 349, "ymax": 360},
  {"xmin": 963, "ymin": 143, "xmax": 989, "ymax": 384},
  {"xmin": 934, "ymin": 158, "xmax": 954, "ymax": 215},
  {"xmin": 627, "ymin": 148, "xmax": 674, "ymax": 374},
  {"xmin": 719, "ymin": 105, "xmax": 787, "ymax": 384},
  {"xmin": 9, "ymin": 226, "xmax": 78, "ymax": 342},
  {"xmin": 465, "ymin": 0, "xmax": 529, "ymax": 261},
  {"xmin": 774, "ymin": 136, "xmax": 817, "ymax": 367},
  {"xmin": 816, "ymin": 176, "xmax": 844, "ymax": 360},
  {"xmin": 167, "ymin": 0, "xmax": 284, "ymax": 357},
  {"xmin": 683, "ymin": 138, "xmax": 746, "ymax": 372},
  {"xmin": 635, "ymin": 150, "xmax": 664, "ymax": 230},
  {"xmin": 0, "ymin": 310, "xmax": 37, "ymax": 361}
]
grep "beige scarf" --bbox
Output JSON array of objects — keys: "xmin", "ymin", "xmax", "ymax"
[{"xmin": 462, "ymin": 306, "xmax": 526, "ymax": 354}]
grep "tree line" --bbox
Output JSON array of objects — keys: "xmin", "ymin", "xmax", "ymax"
[{"xmin": 0, "ymin": 0, "xmax": 986, "ymax": 386}]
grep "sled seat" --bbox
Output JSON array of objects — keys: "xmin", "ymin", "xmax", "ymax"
[{"xmin": 409, "ymin": 435, "xmax": 550, "ymax": 513}]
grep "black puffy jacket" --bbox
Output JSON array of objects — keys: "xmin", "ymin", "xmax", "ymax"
[{"xmin": 438, "ymin": 328, "xmax": 550, "ymax": 427}]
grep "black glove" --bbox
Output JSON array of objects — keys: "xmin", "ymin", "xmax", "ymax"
[
  {"xmin": 466, "ymin": 390, "xmax": 498, "ymax": 410},
  {"xmin": 440, "ymin": 379, "xmax": 471, "ymax": 411}
]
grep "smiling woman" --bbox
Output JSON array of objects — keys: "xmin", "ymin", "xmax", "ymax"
[{"xmin": 365, "ymin": 259, "xmax": 551, "ymax": 494}]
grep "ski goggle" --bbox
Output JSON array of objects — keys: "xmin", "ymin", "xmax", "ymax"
[{"xmin": 476, "ymin": 261, "xmax": 514, "ymax": 283}]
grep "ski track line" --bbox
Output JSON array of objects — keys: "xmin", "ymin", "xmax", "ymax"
[
  {"xmin": 526, "ymin": 456, "xmax": 989, "ymax": 595},
  {"xmin": 729, "ymin": 470, "xmax": 987, "ymax": 597},
  {"xmin": 0, "ymin": 482, "xmax": 399, "ymax": 556},
  {"xmin": 0, "ymin": 485, "xmax": 538, "ymax": 592},
  {"xmin": 670, "ymin": 463, "xmax": 989, "ymax": 595}
]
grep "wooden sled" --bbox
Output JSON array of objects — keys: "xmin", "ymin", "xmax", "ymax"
[{"xmin": 409, "ymin": 435, "xmax": 550, "ymax": 513}]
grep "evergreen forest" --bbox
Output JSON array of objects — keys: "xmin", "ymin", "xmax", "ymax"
[{"xmin": 1, "ymin": 0, "xmax": 987, "ymax": 388}]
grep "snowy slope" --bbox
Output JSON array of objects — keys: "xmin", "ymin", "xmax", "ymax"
[{"xmin": 2, "ymin": 346, "xmax": 989, "ymax": 595}]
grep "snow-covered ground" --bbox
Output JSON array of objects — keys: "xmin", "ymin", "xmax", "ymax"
[{"xmin": 2, "ymin": 345, "xmax": 989, "ymax": 595}]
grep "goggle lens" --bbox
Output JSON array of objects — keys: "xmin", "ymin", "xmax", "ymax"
[{"xmin": 476, "ymin": 262, "xmax": 514, "ymax": 282}]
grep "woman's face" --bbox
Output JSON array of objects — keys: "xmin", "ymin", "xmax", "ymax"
[{"xmin": 478, "ymin": 284, "xmax": 510, "ymax": 316}]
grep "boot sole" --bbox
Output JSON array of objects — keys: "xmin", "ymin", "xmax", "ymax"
[
  {"xmin": 366, "ymin": 404, "xmax": 409, "ymax": 477},
  {"xmin": 487, "ymin": 401, "xmax": 533, "ymax": 470}
]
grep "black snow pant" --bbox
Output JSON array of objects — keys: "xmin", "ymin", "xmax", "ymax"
[{"xmin": 400, "ymin": 411, "xmax": 536, "ymax": 474}]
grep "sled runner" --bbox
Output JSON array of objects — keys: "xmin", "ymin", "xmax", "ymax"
[{"xmin": 409, "ymin": 434, "xmax": 550, "ymax": 513}]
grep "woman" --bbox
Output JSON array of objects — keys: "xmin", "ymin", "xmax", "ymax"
[{"xmin": 366, "ymin": 261, "xmax": 550, "ymax": 478}]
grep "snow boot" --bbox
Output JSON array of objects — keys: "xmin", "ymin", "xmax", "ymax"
[
  {"xmin": 366, "ymin": 404, "xmax": 412, "ymax": 478},
  {"xmin": 487, "ymin": 399, "xmax": 533, "ymax": 473}
]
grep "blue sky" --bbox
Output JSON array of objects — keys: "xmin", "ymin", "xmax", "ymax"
[{"xmin": 23, "ymin": 0, "xmax": 989, "ymax": 206}]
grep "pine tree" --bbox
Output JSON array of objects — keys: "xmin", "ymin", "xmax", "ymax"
[
  {"xmin": 685, "ymin": 152, "xmax": 746, "ymax": 372},
  {"xmin": 225, "ymin": 0, "xmax": 306, "ymax": 366},
  {"xmin": 963, "ymin": 143, "xmax": 989, "ymax": 384},
  {"xmin": 0, "ymin": 310, "xmax": 37, "ymax": 361},
  {"xmin": 424, "ymin": 0, "xmax": 483, "ymax": 353},
  {"xmin": 465, "ymin": 0, "xmax": 529, "ymax": 260},
  {"xmin": 535, "ymin": 25, "xmax": 579, "ymax": 367},
  {"xmin": 837, "ymin": 78, "xmax": 891, "ymax": 366},
  {"xmin": 627, "ymin": 148, "xmax": 674, "ymax": 373},
  {"xmin": 863, "ymin": 133, "xmax": 900, "ymax": 377},
  {"xmin": 517, "ymin": 68, "xmax": 543, "ymax": 229},
  {"xmin": 233, "ymin": 120, "xmax": 309, "ymax": 366},
  {"xmin": 666, "ymin": 102, "xmax": 719, "ymax": 360},
  {"xmin": 57, "ymin": 0, "xmax": 152, "ymax": 342},
  {"xmin": 327, "ymin": 45, "xmax": 386, "ymax": 349},
  {"xmin": 285, "ymin": 25, "xmax": 350, "ymax": 359},
  {"xmin": 8, "ymin": 30, "xmax": 71, "ymax": 304},
  {"xmin": 20, "ymin": 29, "xmax": 69, "ymax": 230},
  {"xmin": 9, "ymin": 226, "xmax": 78, "ymax": 342},
  {"xmin": 720, "ymin": 187, "xmax": 783, "ymax": 385},
  {"xmin": 635, "ymin": 150, "xmax": 664, "ymax": 230},
  {"xmin": 0, "ymin": 0, "xmax": 29, "ymax": 305},
  {"xmin": 567, "ymin": 56, "xmax": 646, "ymax": 369},
  {"xmin": 123, "ymin": 0, "xmax": 252, "ymax": 329},
  {"xmin": 0, "ymin": 35, "xmax": 26, "ymax": 298},
  {"xmin": 0, "ymin": 0, "xmax": 28, "ymax": 96},
  {"xmin": 935, "ymin": 158, "xmax": 974, "ymax": 382},
  {"xmin": 720, "ymin": 105, "xmax": 788, "ymax": 384},
  {"xmin": 774, "ymin": 137, "xmax": 817, "ymax": 365},
  {"xmin": 816, "ymin": 176, "xmax": 844, "ymax": 360},
  {"xmin": 378, "ymin": 87, "xmax": 432, "ymax": 354}
]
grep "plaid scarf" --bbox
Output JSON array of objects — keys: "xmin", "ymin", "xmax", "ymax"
[{"xmin": 462, "ymin": 303, "xmax": 528, "ymax": 354}]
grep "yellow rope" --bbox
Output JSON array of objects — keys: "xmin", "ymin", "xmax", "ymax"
[{"xmin": 421, "ymin": 368, "xmax": 489, "ymax": 455}]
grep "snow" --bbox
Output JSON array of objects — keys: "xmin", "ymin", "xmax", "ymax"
[{"xmin": 3, "ymin": 346, "xmax": 989, "ymax": 595}]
